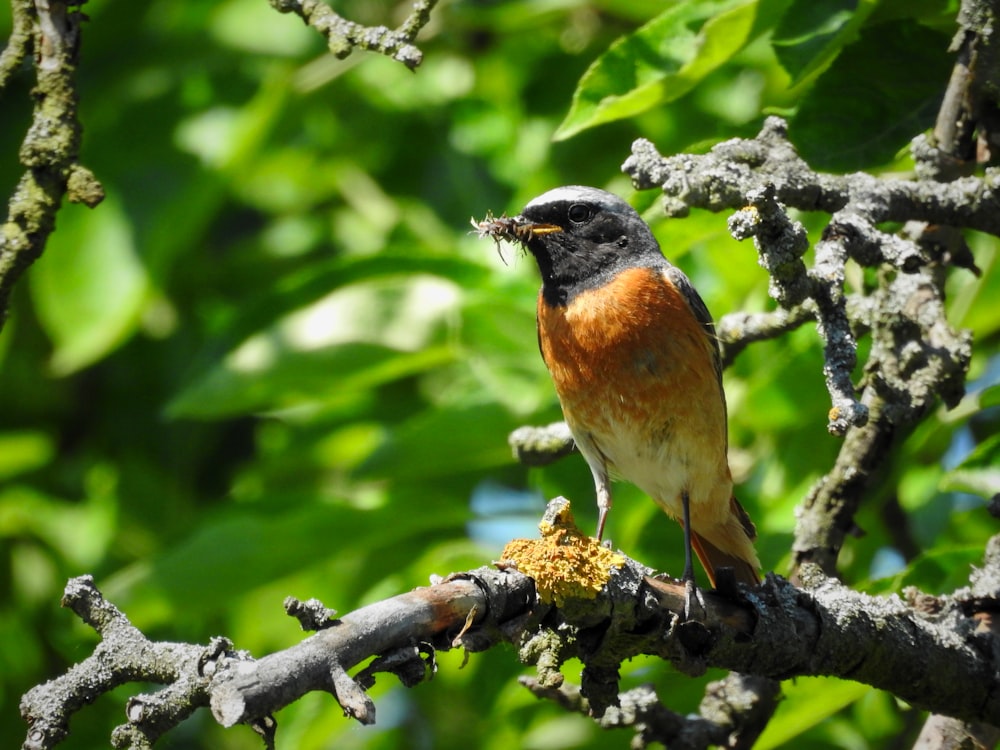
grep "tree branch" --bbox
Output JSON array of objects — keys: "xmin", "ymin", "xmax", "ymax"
[
  {"xmin": 901, "ymin": 0, "xmax": 1000, "ymax": 743},
  {"xmin": 624, "ymin": 118, "xmax": 1000, "ymax": 235},
  {"xmin": 0, "ymin": 0, "xmax": 104, "ymax": 331},
  {"xmin": 623, "ymin": 117, "xmax": 981, "ymax": 437},
  {"xmin": 510, "ymin": 111, "xmax": 984, "ymax": 461},
  {"xmin": 209, "ymin": 566, "xmax": 534, "ymax": 727},
  {"xmin": 716, "ymin": 302, "xmax": 815, "ymax": 368},
  {"xmin": 508, "ymin": 520, "xmax": 1000, "ymax": 730},
  {"xmin": 522, "ymin": 673, "xmax": 781, "ymax": 749},
  {"xmin": 21, "ymin": 569, "xmax": 535, "ymax": 749},
  {"xmin": 727, "ymin": 182, "xmax": 867, "ymax": 434},
  {"xmin": 20, "ymin": 575, "xmax": 221, "ymax": 750},
  {"xmin": 0, "ymin": 0, "xmax": 34, "ymax": 87},
  {"xmin": 485, "ymin": 89, "xmax": 993, "ymax": 750},
  {"xmin": 507, "ymin": 421, "xmax": 575, "ymax": 466},
  {"xmin": 22, "ymin": 506, "xmax": 1000, "ymax": 748},
  {"xmin": 267, "ymin": 0, "xmax": 439, "ymax": 71}
]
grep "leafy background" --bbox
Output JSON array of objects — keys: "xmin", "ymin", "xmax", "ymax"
[{"xmin": 2, "ymin": 0, "xmax": 999, "ymax": 748}]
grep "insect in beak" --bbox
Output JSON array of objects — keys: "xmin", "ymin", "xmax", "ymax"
[{"xmin": 471, "ymin": 212, "xmax": 562, "ymax": 263}]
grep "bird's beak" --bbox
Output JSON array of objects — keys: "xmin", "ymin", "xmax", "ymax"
[{"xmin": 511, "ymin": 216, "xmax": 562, "ymax": 241}]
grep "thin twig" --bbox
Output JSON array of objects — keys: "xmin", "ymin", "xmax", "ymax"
[{"xmin": 268, "ymin": 0, "xmax": 439, "ymax": 70}]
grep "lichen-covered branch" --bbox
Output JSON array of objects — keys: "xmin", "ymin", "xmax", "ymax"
[
  {"xmin": 911, "ymin": 0, "xmax": 1000, "ymax": 743},
  {"xmin": 716, "ymin": 303, "xmax": 814, "ymax": 368},
  {"xmin": 623, "ymin": 117, "xmax": 981, "ymax": 437},
  {"xmin": 624, "ymin": 119, "xmax": 1000, "ymax": 235},
  {"xmin": 510, "ymin": 110, "xmax": 982, "ymax": 461},
  {"xmin": 22, "ymin": 508, "xmax": 1000, "ymax": 748},
  {"xmin": 508, "ymin": 510, "xmax": 1000, "ymax": 730},
  {"xmin": 727, "ymin": 182, "xmax": 867, "ymax": 434},
  {"xmin": 20, "ymin": 576, "xmax": 226, "ymax": 750},
  {"xmin": 21, "ymin": 570, "xmax": 535, "ymax": 749},
  {"xmin": 267, "ymin": 0, "xmax": 439, "ymax": 70},
  {"xmin": 0, "ymin": 0, "xmax": 104, "ymax": 331},
  {"xmin": 522, "ymin": 674, "xmax": 781, "ymax": 749},
  {"xmin": 209, "ymin": 566, "xmax": 533, "ymax": 728},
  {"xmin": 0, "ymin": 0, "xmax": 34, "ymax": 87},
  {"xmin": 507, "ymin": 421, "xmax": 575, "ymax": 466},
  {"xmin": 793, "ymin": 247, "xmax": 970, "ymax": 574}
]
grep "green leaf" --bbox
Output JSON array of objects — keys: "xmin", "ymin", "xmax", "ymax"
[
  {"xmin": 167, "ymin": 275, "xmax": 462, "ymax": 419},
  {"xmin": 199, "ymin": 252, "xmax": 491, "ymax": 356},
  {"xmin": 0, "ymin": 475, "xmax": 117, "ymax": 569},
  {"xmin": 103, "ymin": 499, "xmax": 470, "ymax": 623},
  {"xmin": 870, "ymin": 0, "xmax": 961, "ymax": 29},
  {"xmin": 30, "ymin": 193, "xmax": 151, "ymax": 374},
  {"xmin": 169, "ymin": 342, "xmax": 456, "ymax": 419},
  {"xmin": 755, "ymin": 677, "xmax": 871, "ymax": 749},
  {"xmin": 554, "ymin": 0, "xmax": 764, "ymax": 140},
  {"xmin": 0, "ymin": 431, "xmax": 54, "ymax": 481},
  {"xmin": 209, "ymin": 0, "xmax": 317, "ymax": 56},
  {"xmin": 355, "ymin": 402, "xmax": 520, "ymax": 480},
  {"xmin": 771, "ymin": 0, "xmax": 879, "ymax": 85},
  {"xmin": 979, "ymin": 383, "xmax": 1000, "ymax": 409},
  {"xmin": 940, "ymin": 432, "xmax": 1000, "ymax": 498},
  {"xmin": 790, "ymin": 20, "xmax": 953, "ymax": 171},
  {"xmin": 869, "ymin": 545, "xmax": 985, "ymax": 595}
]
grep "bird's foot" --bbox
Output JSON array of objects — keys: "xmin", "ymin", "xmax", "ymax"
[
  {"xmin": 673, "ymin": 577, "xmax": 712, "ymax": 662},
  {"xmin": 682, "ymin": 577, "xmax": 707, "ymax": 623}
]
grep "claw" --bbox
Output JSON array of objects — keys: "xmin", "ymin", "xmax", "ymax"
[{"xmin": 682, "ymin": 578, "xmax": 707, "ymax": 623}]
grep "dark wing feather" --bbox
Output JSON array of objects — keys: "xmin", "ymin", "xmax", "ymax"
[{"xmin": 662, "ymin": 265, "xmax": 723, "ymax": 385}]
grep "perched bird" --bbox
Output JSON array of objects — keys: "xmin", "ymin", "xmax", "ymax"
[{"xmin": 480, "ymin": 186, "xmax": 760, "ymax": 588}]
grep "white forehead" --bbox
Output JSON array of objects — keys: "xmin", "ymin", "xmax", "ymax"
[{"xmin": 524, "ymin": 185, "xmax": 633, "ymax": 214}]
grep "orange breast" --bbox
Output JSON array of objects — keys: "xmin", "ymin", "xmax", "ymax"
[{"xmin": 537, "ymin": 266, "xmax": 731, "ymax": 519}]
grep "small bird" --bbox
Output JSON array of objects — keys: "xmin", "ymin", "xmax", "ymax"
[{"xmin": 479, "ymin": 185, "xmax": 760, "ymax": 588}]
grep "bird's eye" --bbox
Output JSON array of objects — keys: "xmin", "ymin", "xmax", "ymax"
[{"xmin": 567, "ymin": 204, "xmax": 592, "ymax": 224}]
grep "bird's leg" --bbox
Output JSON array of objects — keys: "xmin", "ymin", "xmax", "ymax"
[
  {"xmin": 593, "ymin": 468, "xmax": 612, "ymax": 541},
  {"xmin": 681, "ymin": 489, "xmax": 695, "ymax": 583},
  {"xmin": 680, "ymin": 489, "xmax": 706, "ymax": 621}
]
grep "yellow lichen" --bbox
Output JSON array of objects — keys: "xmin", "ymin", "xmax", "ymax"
[{"xmin": 500, "ymin": 498, "xmax": 625, "ymax": 606}]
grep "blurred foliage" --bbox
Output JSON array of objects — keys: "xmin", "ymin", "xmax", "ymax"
[{"xmin": 1, "ymin": 0, "xmax": 999, "ymax": 748}]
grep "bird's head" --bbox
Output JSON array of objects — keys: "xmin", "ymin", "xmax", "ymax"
[{"xmin": 510, "ymin": 186, "xmax": 663, "ymax": 305}]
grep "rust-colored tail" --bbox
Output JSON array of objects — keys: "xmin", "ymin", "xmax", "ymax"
[{"xmin": 690, "ymin": 496, "xmax": 760, "ymax": 587}]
